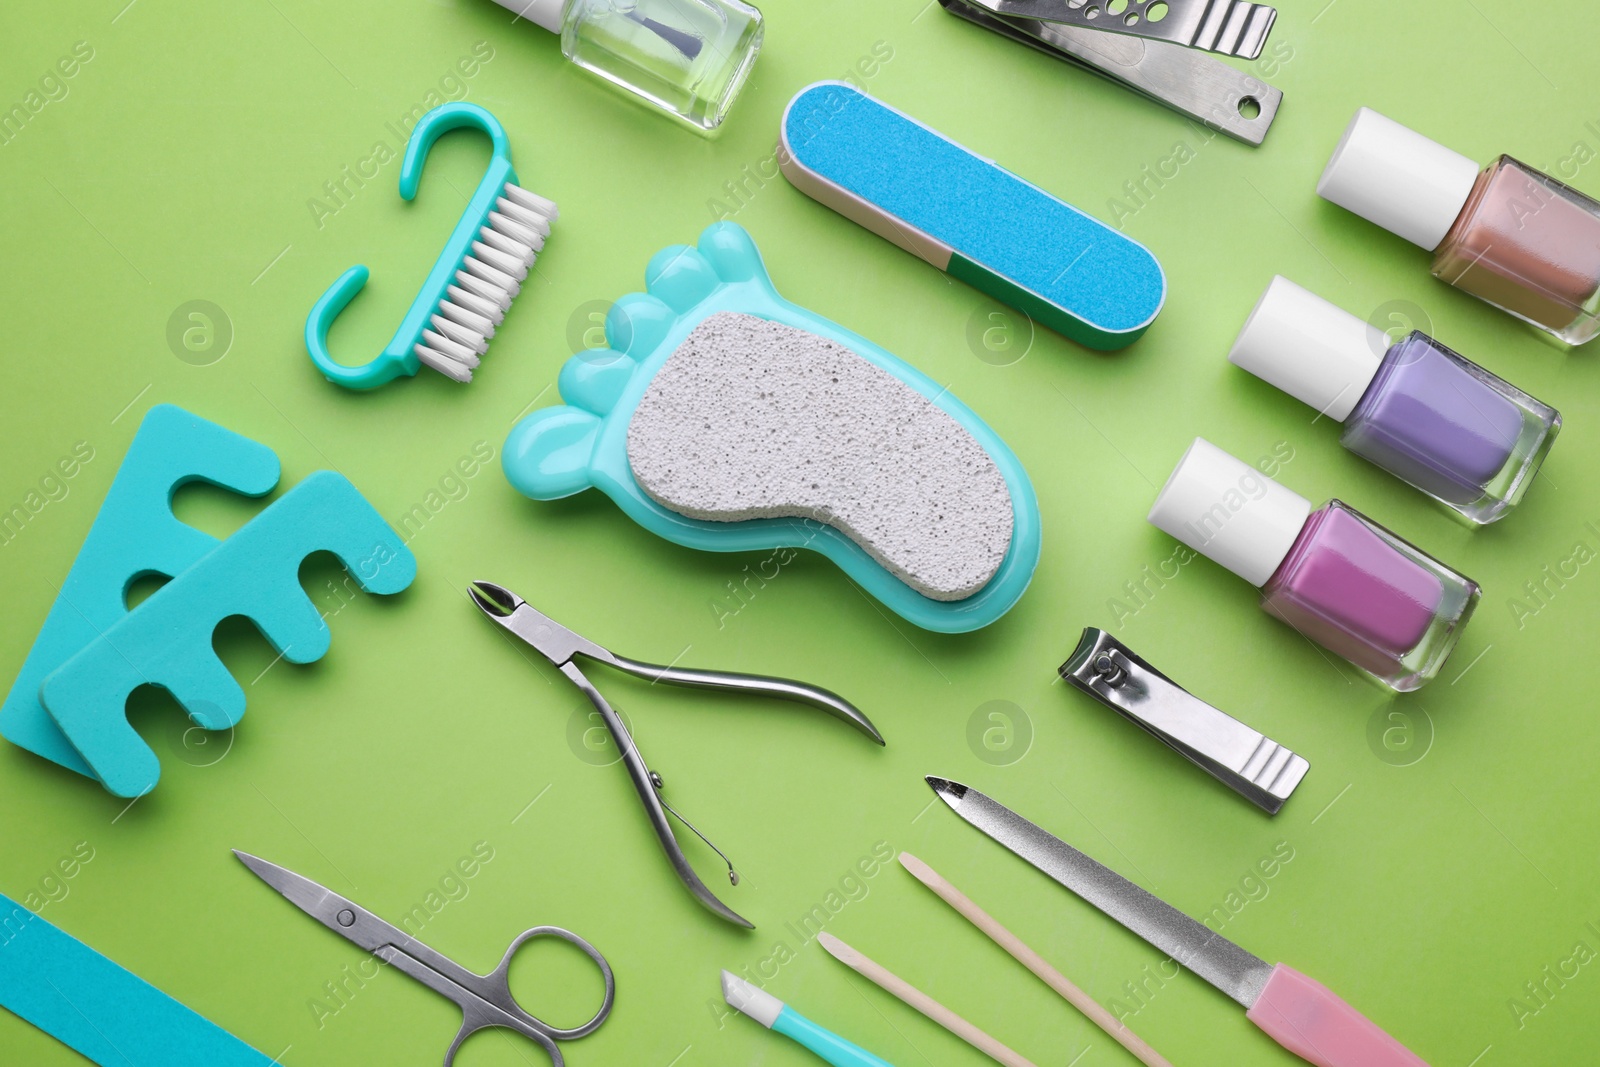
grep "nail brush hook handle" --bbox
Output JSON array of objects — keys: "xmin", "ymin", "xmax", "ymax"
[{"xmin": 305, "ymin": 104, "xmax": 517, "ymax": 390}]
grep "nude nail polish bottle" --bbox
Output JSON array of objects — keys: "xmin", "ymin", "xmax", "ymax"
[
  {"xmin": 1318, "ymin": 108, "xmax": 1600, "ymax": 344},
  {"xmin": 1148, "ymin": 438, "xmax": 1479, "ymax": 691},
  {"xmin": 1229, "ymin": 276, "xmax": 1560, "ymax": 523}
]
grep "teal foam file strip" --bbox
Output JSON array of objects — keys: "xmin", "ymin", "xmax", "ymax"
[{"xmin": 0, "ymin": 894, "xmax": 276, "ymax": 1065}]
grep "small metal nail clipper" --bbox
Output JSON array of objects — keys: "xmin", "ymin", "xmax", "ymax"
[
  {"xmin": 1060, "ymin": 627, "xmax": 1307, "ymax": 814},
  {"xmin": 470, "ymin": 580, "xmax": 884, "ymax": 929},
  {"xmin": 939, "ymin": 0, "xmax": 1283, "ymax": 145}
]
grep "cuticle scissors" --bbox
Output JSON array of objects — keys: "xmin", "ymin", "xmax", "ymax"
[{"xmin": 234, "ymin": 851, "xmax": 613, "ymax": 1066}]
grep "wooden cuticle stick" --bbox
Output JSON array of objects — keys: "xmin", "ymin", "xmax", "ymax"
[
  {"xmin": 817, "ymin": 932, "xmax": 1038, "ymax": 1067},
  {"xmin": 897, "ymin": 851, "xmax": 1175, "ymax": 1067}
]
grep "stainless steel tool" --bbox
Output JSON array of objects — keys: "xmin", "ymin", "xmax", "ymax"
[
  {"xmin": 469, "ymin": 580, "xmax": 884, "ymax": 929},
  {"xmin": 939, "ymin": 0, "xmax": 1282, "ymax": 145},
  {"xmin": 1061, "ymin": 627, "xmax": 1308, "ymax": 814},
  {"xmin": 925, "ymin": 778, "xmax": 1432, "ymax": 1067},
  {"xmin": 235, "ymin": 851, "xmax": 613, "ymax": 1067},
  {"xmin": 960, "ymin": 0, "xmax": 1276, "ymax": 58}
]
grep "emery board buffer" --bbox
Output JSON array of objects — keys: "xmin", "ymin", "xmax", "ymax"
[
  {"xmin": 0, "ymin": 894, "xmax": 275, "ymax": 1065},
  {"xmin": 778, "ymin": 81, "xmax": 1166, "ymax": 350}
]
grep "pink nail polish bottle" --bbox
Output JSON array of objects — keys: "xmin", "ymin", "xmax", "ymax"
[
  {"xmin": 1148, "ymin": 438, "xmax": 1479, "ymax": 691},
  {"xmin": 1318, "ymin": 108, "xmax": 1600, "ymax": 344}
]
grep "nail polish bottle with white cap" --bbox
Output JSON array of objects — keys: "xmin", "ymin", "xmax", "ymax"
[
  {"xmin": 489, "ymin": 0, "xmax": 762, "ymax": 131},
  {"xmin": 1318, "ymin": 107, "xmax": 1600, "ymax": 344},
  {"xmin": 1148, "ymin": 438, "xmax": 1479, "ymax": 691},
  {"xmin": 1229, "ymin": 276, "xmax": 1560, "ymax": 524}
]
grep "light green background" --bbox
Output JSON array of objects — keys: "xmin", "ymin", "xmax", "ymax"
[{"xmin": 3, "ymin": 1, "xmax": 1599, "ymax": 1064}]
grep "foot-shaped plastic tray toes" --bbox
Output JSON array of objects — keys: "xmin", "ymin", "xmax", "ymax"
[{"xmin": 502, "ymin": 222, "xmax": 1041, "ymax": 633}]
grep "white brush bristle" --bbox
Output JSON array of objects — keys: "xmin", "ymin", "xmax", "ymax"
[{"xmin": 413, "ymin": 179, "xmax": 557, "ymax": 383}]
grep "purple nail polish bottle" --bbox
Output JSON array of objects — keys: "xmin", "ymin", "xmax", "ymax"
[
  {"xmin": 1230, "ymin": 277, "xmax": 1560, "ymax": 524},
  {"xmin": 1149, "ymin": 438, "xmax": 1479, "ymax": 691}
]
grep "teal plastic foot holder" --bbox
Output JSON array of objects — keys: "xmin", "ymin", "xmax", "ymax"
[
  {"xmin": 0, "ymin": 894, "xmax": 275, "ymax": 1065},
  {"xmin": 2, "ymin": 404, "xmax": 417, "ymax": 797},
  {"xmin": 0, "ymin": 405, "xmax": 280, "ymax": 775},
  {"xmin": 501, "ymin": 221, "xmax": 1041, "ymax": 633}
]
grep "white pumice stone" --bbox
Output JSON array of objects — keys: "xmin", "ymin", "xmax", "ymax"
[{"xmin": 626, "ymin": 311, "xmax": 1014, "ymax": 601}]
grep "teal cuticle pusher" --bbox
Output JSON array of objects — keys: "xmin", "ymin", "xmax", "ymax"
[
  {"xmin": 722, "ymin": 971, "xmax": 895, "ymax": 1067},
  {"xmin": 305, "ymin": 102, "xmax": 558, "ymax": 389}
]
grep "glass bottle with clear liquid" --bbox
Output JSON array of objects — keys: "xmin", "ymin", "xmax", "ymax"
[{"xmin": 494, "ymin": 0, "xmax": 763, "ymax": 132}]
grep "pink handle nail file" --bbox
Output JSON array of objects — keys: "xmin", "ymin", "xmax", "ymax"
[
  {"xmin": 1247, "ymin": 965, "xmax": 1428, "ymax": 1067},
  {"xmin": 928, "ymin": 778, "xmax": 1432, "ymax": 1067}
]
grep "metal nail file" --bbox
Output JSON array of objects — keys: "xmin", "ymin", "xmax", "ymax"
[
  {"xmin": 1060, "ymin": 627, "xmax": 1308, "ymax": 814},
  {"xmin": 925, "ymin": 778, "xmax": 1433, "ymax": 1067},
  {"xmin": 938, "ymin": 0, "xmax": 1282, "ymax": 145}
]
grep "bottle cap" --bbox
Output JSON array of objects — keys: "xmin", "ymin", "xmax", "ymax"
[
  {"xmin": 1148, "ymin": 438, "xmax": 1311, "ymax": 587},
  {"xmin": 1317, "ymin": 107, "xmax": 1481, "ymax": 251},
  {"xmin": 490, "ymin": 0, "xmax": 565, "ymax": 34},
  {"xmin": 1228, "ymin": 276, "xmax": 1392, "ymax": 422}
]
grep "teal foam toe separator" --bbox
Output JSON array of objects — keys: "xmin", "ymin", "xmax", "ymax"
[
  {"xmin": 0, "ymin": 404, "xmax": 281, "ymax": 777},
  {"xmin": 501, "ymin": 221, "xmax": 1042, "ymax": 634},
  {"xmin": 780, "ymin": 81, "xmax": 1165, "ymax": 350},
  {"xmin": 40, "ymin": 469, "xmax": 417, "ymax": 798},
  {"xmin": 0, "ymin": 895, "xmax": 275, "ymax": 1066}
]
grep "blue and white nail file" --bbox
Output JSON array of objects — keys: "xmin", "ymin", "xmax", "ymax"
[
  {"xmin": 779, "ymin": 81, "xmax": 1166, "ymax": 351},
  {"xmin": 0, "ymin": 405, "xmax": 281, "ymax": 776},
  {"xmin": 0, "ymin": 894, "xmax": 276, "ymax": 1066}
]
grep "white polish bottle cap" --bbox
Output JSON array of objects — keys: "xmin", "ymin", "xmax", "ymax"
[
  {"xmin": 1228, "ymin": 276, "xmax": 1392, "ymax": 422},
  {"xmin": 490, "ymin": 0, "xmax": 566, "ymax": 34},
  {"xmin": 1147, "ymin": 438, "xmax": 1311, "ymax": 587},
  {"xmin": 1317, "ymin": 107, "xmax": 1482, "ymax": 251}
]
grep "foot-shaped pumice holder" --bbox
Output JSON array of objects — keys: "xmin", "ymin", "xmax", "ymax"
[{"xmin": 502, "ymin": 222, "xmax": 1041, "ymax": 632}]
